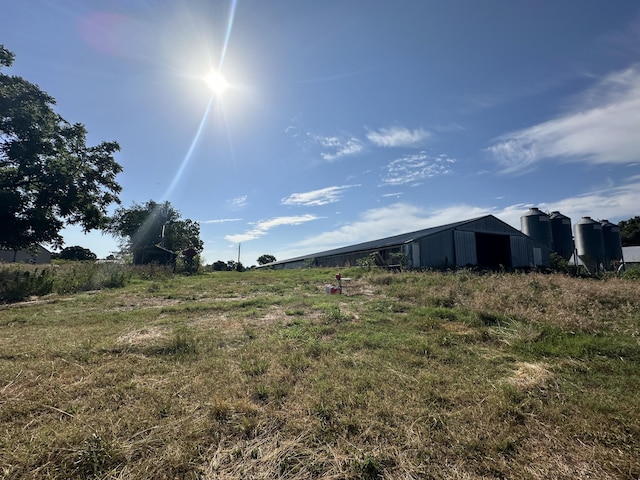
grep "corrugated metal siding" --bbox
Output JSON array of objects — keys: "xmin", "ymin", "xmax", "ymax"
[
  {"xmin": 419, "ymin": 231, "xmax": 455, "ymax": 268},
  {"xmin": 460, "ymin": 216, "xmax": 514, "ymax": 235},
  {"xmin": 411, "ymin": 243, "xmax": 420, "ymax": 268},
  {"xmin": 454, "ymin": 230, "xmax": 477, "ymax": 266},
  {"xmin": 510, "ymin": 235, "xmax": 533, "ymax": 267},
  {"xmin": 540, "ymin": 246, "xmax": 550, "ymax": 267},
  {"xmin": 402, "ymin": 243, "xmax": 420, "ymax": 269},
  {"xmin": 277, "ymin": 260, "xmax": 310, "ymax": 269},
  {"xmin": 312, "ymin": 245, "xmax": 403, "ymax": 268},
  {"xmin": 0, "ymin": 246, "xmax": 51, "ymax": 264}
]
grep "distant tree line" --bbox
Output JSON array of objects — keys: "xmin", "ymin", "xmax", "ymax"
[
  {"xmin": 257, "ymin": 254, "xmax": 276, "ymax": 265},
  {"xmin": 209, "ymin": 260, "xmax": 245, "ymax": 272},
  {"xmin": 52, "ymin": 246, "xmax": 97, "ymax": 261},
  {"xmin": 207, "ymin": 255, "xmax": 276, "ymax": 272},
  {"xmin": 619, "ymin": 216, "xmax": 640, "ymax": 246}
]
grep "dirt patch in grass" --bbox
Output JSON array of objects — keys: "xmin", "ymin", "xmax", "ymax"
[
  {"xmin": 442, "ymin": 321, "xmax": 475, "ymax": 335},
  {"xmin": 506, "ymin": 362, "xmax": 553, "ymax": 391},
  {"xmin": 116, "ymin": 327, "xmax": 168, "ymax": 347},
  {"xmin": 112, "ymin": 295, "xmax": 182, "ymax": 311}
]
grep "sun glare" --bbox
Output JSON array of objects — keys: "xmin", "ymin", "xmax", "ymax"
[{"xmin": 204, "ymin": 69, "xmax": 229, "ymax": 95}]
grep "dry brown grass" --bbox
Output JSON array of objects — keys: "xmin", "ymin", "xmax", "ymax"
[{"xmin": 1, "ymin": 269, "xmax": 639, "ymax": 479}]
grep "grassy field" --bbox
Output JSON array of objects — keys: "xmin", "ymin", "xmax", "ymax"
[{"xmin": 1, "ymin": 267, "xmax": 639, "ymax": 479}]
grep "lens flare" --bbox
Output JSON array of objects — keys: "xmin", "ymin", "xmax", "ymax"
[
  {"xmin": 205, "ymin": 69, "xmax": 229, "ymax": 95},
  {"xmin": 219, "ymin": 0, "xmax": 238, "ymax": 69},
  {"xmin": 164, "ymin": 0, "xmax": 239, "ymax": 200},
  {"xmin": 163, "ymin": 94, "xmax": 215, "ymax": 200}
]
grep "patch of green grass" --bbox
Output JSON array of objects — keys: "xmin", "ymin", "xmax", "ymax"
[
  {"xmin": 513, "ymin": 327, "xmax": 640, "ymax": 360},
  {"xmin": 241, "ymin": 357, "xmax": 270, "ymax": 376}
]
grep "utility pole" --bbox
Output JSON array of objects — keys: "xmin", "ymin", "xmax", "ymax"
[{"xmin": 237, "ymin": 243, "xmax": 241, "ymax": 264}]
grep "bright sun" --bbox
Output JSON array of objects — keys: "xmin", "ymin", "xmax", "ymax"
[{"xmin": 204, "ymin": 69, "xmax": 229, "ymax": 95}]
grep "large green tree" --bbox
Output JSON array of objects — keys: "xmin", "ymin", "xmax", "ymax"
[
  {"xmin": 619, "ymin": 216, "xmax": 640, "ymax": 246},
  {"xmin": 0, "ymin": 45, "xmax": 122, "ymax": 250},
  {"xmin": 107, "ymin": 200, "xmax": 203, "ymax": 254},
  {"xmin": 59, "ymin": 245, "xmax": 97, "ymax": 261},
  {"xmin": 257, "ymin": 254, "xmax": 276, "ymax": 265}
]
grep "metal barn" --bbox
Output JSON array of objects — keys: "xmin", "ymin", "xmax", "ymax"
[
  {"xmin": 267, "ymin": 215, "xmax": 550, "ymax": 270},
  {"xmin": 0, "ymin": 245, "xmax": 51, "ymax": 264}
]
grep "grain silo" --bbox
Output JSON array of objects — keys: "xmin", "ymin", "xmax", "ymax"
[
  {"xmin": 549, "ymin": 211, "xmax": 574, "ymax": 260},
  {"xmin": 521, "ymin": 207, "xmax": 552, "ymax": 249},
  {"xmin": 575, "ymin": 217, "xmax": 605, "ymax": 273},
  {"xmin": 600, "ymin": 220, "xmax": 623, "ymax": 270}
]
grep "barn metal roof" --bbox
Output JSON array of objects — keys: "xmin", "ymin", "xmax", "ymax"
[{"xmin": 267, "ymin": 215, "xmax": 495, "ymax": 266}]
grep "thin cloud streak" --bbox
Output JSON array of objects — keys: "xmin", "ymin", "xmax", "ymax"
[
  {"xmin": 230, "ymin": 195, "xmax": 248, "ymax": 209},
  {"xmin": 488, "ymin": 66, "xmax": 640, "ymax": 173},
  {"xmin": 225, "ymin": 214, "xmax": 318, "ymax": 244},
  {"xmin": 366, "ymin": 126, "xmax": 430, "ymax": 147},
  {"xmin": 281, "ymin": 185, "xmax": 359, "ymax": 206},
  {"xmin": 199, "ymin": 218, "xmax": 242, "ymax": 224}
]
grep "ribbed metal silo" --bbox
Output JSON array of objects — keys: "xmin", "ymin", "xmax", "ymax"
[
  {"xmin": 549, "ymin": 211, "xmax": 574, "ymax": 260},
  {"xmin": 521, "ymin": 207, "xmax": 552, "ymax": 249},
  {"xmin": 575, "ymin": 217, "xmax": 605, "ymax": 273},
  {"xmin": 600, "ymin": 220, "xmax": 623, "ymax": 270}
]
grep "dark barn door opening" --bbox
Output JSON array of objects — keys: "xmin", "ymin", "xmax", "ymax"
[{"xmin": 475, "ymin": 233, "xmax": 511, "ymax": 268}]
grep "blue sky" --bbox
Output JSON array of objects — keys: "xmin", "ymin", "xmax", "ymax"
[{"xmin": 4, "ymin": 1, "xmax": 640, "ymax": 265}]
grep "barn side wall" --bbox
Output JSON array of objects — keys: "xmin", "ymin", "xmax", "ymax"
[
  {"xmin": 0, "ymin": 246, "xmax": 51, "ymax": 264},
  {"xmin": 414, "ymin": 217, "xmax": 550, "ymax": 269},
  {"xmin": 417, "ymin": 230, "xmax": 456, "ymax": 269},
  {"xmin": 270, "ymin": 215, "xmax": 551, "ymax": 270}
]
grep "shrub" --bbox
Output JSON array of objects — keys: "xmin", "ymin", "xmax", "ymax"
[
  {"xmin": 0, "ymin": 262, "xmax": 133, "ymax": 303},
  {"xmin": 621, "ymin": 265, "xmax": 640, "ymax": 280},
  {"xmin": 0, "ymin": 266, "xmax": 55, "ymax": 302}
]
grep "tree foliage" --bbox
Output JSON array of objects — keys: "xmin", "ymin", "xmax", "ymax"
[
  {"xmin": 107, "ymin": 200, "xmax": 203, "ymax": 254},
  {"xmin": 59, "ymin": 245, "xmax": 97, "ymax": 261},
  {"xmin": 257, "ymin": 254, "xmax": 276, "ymax": 265},
  {"xmin": 0, "ymin": 45, "xmax": 122, "ymax": 250},
  {"xmin": 211, "ymin": 260, "xmax": 228, "ymax": 271},
  {"xmin": 619, "ymin": 216, "xmax": 640, "ymax": 247}
]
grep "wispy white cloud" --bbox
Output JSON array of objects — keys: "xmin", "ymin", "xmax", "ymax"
[
  {"xmin": 225, "ymin": 214, "xmax": 318, "ymax": 244},
  {"xmin": 199, "ymin": 218, "xmax": 242, "ymax": 224},
  {"xmin": 366, "ymin": 126, "xmax": 430, "ymax": 147},
  {"xmin": 285, "ymin": 115, "xmax": 303, "ymax": 136},
  {"xmin": 304, "ymin": 125, "xmax": 431, "ymax": 162},
  {"xmin": 228, "ymin": 195, "xmax": 248, "ymax": 210},
  {"xmin": 382, "ymin": 152, "xmax": 455, "ymax": 186},
  {"xmin": 314, "ymin": 134, "xmax": 364, "ymax": 161},
  {"xmin": 281, "ymin": 185, "xmax": 359, "ymax": 206},
  {"xmin": 488, "ymin": 66, "xmax": 640, "ymax": 173}
]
